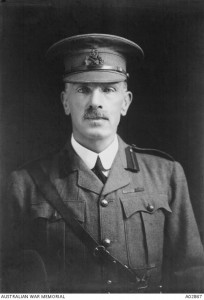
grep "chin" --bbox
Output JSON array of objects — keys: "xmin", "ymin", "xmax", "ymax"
[{"xmin": 83, "ymin": 128, "xmax": 111, "ymax": 141}]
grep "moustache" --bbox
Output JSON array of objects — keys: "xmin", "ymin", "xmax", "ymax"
[{"xmin": 83, "ymin": 108, "xmax": 109, "ymax": 120}]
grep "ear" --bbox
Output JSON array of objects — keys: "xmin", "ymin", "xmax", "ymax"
[
  {"xmin": 61, "ymin": 91, "xmax": 70, "ymax": 115},
  {"xmin": 121, "ymin": 91, "xmax": 133, "ymax": 116}
]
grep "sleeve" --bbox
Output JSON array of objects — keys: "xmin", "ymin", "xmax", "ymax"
[
  {"xmin": 3, "ymin": 170, "xmax": 32, "ymax": 253},
  {"xmin": 162, "ymin": 161, "xmax": 204, "ymax": 292},
  {"xmin": 2, "ymin": 170, "xmax": 49, "ymax": 293}
]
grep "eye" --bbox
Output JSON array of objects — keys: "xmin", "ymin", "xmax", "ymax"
[
  {"xmin": 103, "ymin": 86, "xmax": 116, "ymax": 93},
  {"xmin": 76, "ymin": 86, "xmax": 91, "ymax": 94}
]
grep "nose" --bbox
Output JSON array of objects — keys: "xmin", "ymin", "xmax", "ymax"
[{"xmin": 88, "ymin": 88, "xmax": 103, "ymax": 109}]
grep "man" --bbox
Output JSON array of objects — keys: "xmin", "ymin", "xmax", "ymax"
[{"xmin": 3, "ymin": 34, "xmax": 204, "ymax": 293}]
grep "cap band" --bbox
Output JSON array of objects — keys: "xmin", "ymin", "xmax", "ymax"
[{"xmin": 63, "ymin": 64, "xmax": 129, "ymax": 80}]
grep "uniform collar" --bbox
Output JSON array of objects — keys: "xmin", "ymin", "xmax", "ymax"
[{"xmin": 71, "ymin": 134, "xmax": 118, "ymax": 170}]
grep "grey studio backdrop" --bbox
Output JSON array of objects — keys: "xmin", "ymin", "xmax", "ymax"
[{"xmin": 0, "ymin": 0, "xmax": 204, "ymax": 265}]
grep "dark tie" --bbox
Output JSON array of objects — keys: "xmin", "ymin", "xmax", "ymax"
[{"xmin": 92, "ymin": 156, "xmax": 108, "ymax": 184}]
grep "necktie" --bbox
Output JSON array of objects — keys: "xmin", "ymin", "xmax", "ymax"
[{"xmin": 92, "ymin": 156, "xmax": 108, "ymax": 184}]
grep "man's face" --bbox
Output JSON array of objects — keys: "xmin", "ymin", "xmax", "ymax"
[{"xmin": 61, "ymin": 82, "xmax": 132, "ymax": 147}]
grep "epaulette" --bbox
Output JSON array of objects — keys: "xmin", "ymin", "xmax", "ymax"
[{"xmin": 131, "ymin": 144, "xmax": 175, "ymax": 162}]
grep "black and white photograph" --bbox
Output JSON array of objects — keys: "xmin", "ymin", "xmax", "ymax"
[{"xmin": 1, "ymin": 0, "xmax": 204, "ymax": 294}]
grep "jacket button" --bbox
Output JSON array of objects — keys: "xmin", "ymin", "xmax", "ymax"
[
  {"xmin": 101, "ymin": 199, "xmax": 108, "ymax": 207},
  {"xmin": 102, "ymin": 238, "xmax": 111, "ymax": 247},
  {"xmin": 107, "ymin": 280, "xmax": 112, "ymax": 285},
  {"xmin": 147, "ymin": 204, "xmax": 154, "ymax": 212}
]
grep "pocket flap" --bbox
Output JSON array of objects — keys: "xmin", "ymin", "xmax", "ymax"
[
  {"xmin": 31, "ymin": 202, "xmax": 54, "ymax": 219},
  {"xmin": 120, "ymin": 194, "xmax": 171, "ymax": 218},
  {"xmin": 31, "ymin": 201, "xmax": 85, "ymax": 222}
]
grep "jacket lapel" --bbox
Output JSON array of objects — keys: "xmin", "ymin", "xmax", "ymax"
[
  {"xmin": 102, "ymin": 136, "xmax": 144, "ymax": 195},
  {"xmin": 77, "ymin": 167, "xmax": 104, "ymax": 194},
  {"xmin": 102, "ymin": 148, "xmax": 130, "ymax": 195},
  {"xmin": 58, "ymin": 140, "xmax": 103, "ymax": 195}
]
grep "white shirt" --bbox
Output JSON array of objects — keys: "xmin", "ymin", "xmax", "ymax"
[{"xmin": 71, "ymin": 135, "xmax": 119, "ymax": 176}]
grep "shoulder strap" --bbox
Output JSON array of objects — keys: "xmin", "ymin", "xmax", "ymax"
[
  {"xmin": 132, "ymin": 144, "xmax": 175, "ymax": 161},
  {"xmin": 26, "ymin": 163, "xmax": 138, "ymax": 284}
]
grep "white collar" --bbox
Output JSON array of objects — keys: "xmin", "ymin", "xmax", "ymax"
[{"xmin": 71, "ymin": 134, "xmax": 118, "ymax": 170}]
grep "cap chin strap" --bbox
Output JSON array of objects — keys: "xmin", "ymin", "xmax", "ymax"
[{"xmin": 63, "ymin": 65, "xmax": 129, "ymax": 79}]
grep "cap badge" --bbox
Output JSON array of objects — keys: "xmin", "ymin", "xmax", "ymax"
[{"xmin": 84, "ymin": 49, "xmax": 104, "ymax": 67}]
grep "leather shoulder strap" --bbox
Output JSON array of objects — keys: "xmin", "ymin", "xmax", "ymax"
[{"xmin": 26, "ymin": 163, "xmax": 137, "ymax": 283}]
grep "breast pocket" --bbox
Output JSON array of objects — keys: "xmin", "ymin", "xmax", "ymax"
[
  {"xmin": 120, "ymin": 194, "xmax": 172, "ymax": 270},
  {"xmin": 30, "ymin": 200, "xmax": 85, "ymax": 260}
]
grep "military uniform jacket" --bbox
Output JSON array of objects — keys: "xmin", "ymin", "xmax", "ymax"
[{"xmin": 4, "ymin": 136, "xmax": 204, "ymax": 293}]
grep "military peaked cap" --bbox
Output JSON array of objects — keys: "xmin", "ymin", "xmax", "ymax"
[{"xmin": 46, "ymin": 33, "xmax": 144, "ymax": 83}]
